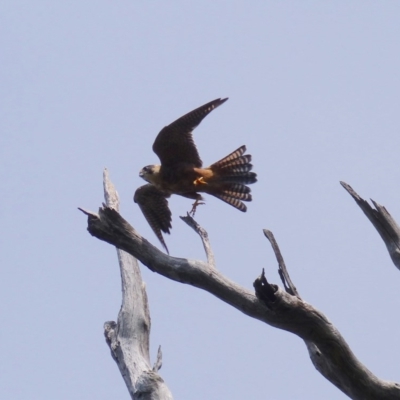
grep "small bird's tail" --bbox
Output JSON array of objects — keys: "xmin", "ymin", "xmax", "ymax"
[{"xmin": 206, "ymin": 145, "xmax": 257, "ymax": 212}]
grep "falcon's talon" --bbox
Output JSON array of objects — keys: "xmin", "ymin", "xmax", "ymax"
[
  {"xmin": 194, "ymin": 176, "xmax": 207, "ymax": 186},
  {"xmin": 190, "ymin": 200, "xmax": 205, "ymax": 216}
]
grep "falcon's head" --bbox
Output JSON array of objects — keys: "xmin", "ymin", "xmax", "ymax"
[{"xmin": 139, "ymin": 164, "xmax": 161, "ymax": 185}]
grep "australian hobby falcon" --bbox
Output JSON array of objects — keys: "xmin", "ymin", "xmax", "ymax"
[{"xmin": 134, "ymin": 98, "xmax": 257, "ymax": 253}]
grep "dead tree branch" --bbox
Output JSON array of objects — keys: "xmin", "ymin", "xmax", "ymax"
[
  {"xmin": 262, "ymin": 229, "xmax": 300, "ymax": 298},
  {"xmin": 93, "ymin": 169, "xmax": 173, "ymax": 400},
  {"xmin": 341, "ymin": 181, "xmax": 400, "ymax": 270},
  {"xmin": 180, "ymin": 213, "xmax": 216, "ymax": 268},
  {"xmin": 80, "ymin": 177, "xmax": 400, "ymax": 399}
]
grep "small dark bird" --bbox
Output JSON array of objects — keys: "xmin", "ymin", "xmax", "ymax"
[{"xmin": 134, "ymin": 98, "xmax": 257, "ymax": 253}]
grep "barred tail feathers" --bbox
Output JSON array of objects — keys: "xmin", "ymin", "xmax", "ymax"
[
  {"xmin": 205, "ymin": 146, "xmax": 257, "ymax": 212},
  {"xmin": 210, "ymin": 145, "xmax": 257, "ymax": 184},
  {"xmin": 209, "ymin": 192, "xmax": 248, "ymax": 212},
  {"xmin": 211, "ymin": 145, "xmax": 247, "ymax": 168}
]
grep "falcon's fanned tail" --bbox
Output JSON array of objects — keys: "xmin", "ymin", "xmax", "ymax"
[
  {"xmin": 206, "ymin": 145, "xmax": 257, "ymax": 212},
  {"xmin": 135, "ymin": 98, "xmax": 258, "ymax": 252}
]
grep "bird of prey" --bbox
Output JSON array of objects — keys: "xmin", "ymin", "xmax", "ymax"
[{"xmin": 134, "ymin": 98, "xmax": 257, "ymax": 253}]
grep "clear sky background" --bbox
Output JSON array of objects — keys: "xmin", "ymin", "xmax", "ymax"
[{"xmin": 2, "ymin": 2, "xmax": 400, "ymax": 399}]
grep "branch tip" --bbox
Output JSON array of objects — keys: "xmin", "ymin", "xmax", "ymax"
[
  {"xmin": 153, "ymin": 345, "xmax": 163, "ymax": 372},
  {"xmin": 341, "ymin": 182, "xmax": 400, "ymax": 271},
  {"xmin": 262, "ymin": 229, "xmax": 300, "ymax": 298},
  {"xmin": 180, "ymin": 213, "xmax": 216, "ymax": 267},
  {"xmin": 77, "ymin": 207, "xmax": 97, "ymax": 217}
]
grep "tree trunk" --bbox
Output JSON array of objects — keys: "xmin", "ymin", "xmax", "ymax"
[{"xmin": 96, "ymin": 169, "xmax": 173, "ymax": 400}]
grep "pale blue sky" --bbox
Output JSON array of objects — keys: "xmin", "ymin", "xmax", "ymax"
[{"xmin": 2, "ymin": 2, "xmax": 400, "ymax": 399}]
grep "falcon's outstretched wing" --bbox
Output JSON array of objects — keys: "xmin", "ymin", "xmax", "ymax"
[
  {"xmin": 152, "ymin": 98, "xmax": 228, "ymax": 168},
  {"xmin": 134, "ymin": 184, "xmax": 172, "ymax": 253}
]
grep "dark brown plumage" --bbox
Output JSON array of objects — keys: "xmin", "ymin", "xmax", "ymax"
[{"xmin": 134, "ymin": 98, "xmax": 257, "ymax": 253}]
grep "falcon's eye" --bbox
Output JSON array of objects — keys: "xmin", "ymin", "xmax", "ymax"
[{"xmin": 141, "ymin": 165, "xmax": 156, "ymax": 176}]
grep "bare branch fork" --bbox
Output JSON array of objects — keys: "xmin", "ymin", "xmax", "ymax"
[
  {"xmin": 340, "ymin": 181, "xmax": 400, "ymax": 270},
  {"xmin": 80, "ymin": 172, "xmax": 400, "ymax": 400},
  {"xmin": 86, "ymin": 169, "xmax": 173, "ymax": 400}
]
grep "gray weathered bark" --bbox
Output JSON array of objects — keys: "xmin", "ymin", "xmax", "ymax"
[
  {"xmin": 80, "ymin": 175, "xmax": 400, "ymax": 400},
  {"xmin": 341, "ymin": 181, "xmax": 400, "ymax": 270},
  {"xmin": 92, "ymin": 169, "xmax": 173, "ymax": 400}
]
